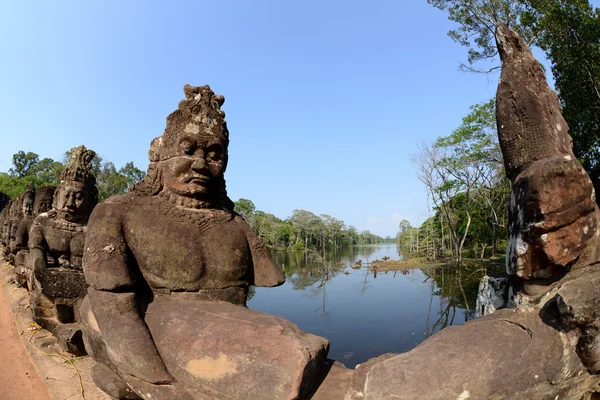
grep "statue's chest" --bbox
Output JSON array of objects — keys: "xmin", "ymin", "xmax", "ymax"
[
  {"xmin": 123, "ymin": 208, "xmax": 250, "ymax": 289},
  {"xmin": 45, "ymin": 228, "xmax": 85, "ymax": 256}
]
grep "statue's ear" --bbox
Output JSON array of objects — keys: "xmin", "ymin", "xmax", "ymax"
[{"xmin": 234, "ymin": 216, "xmax": 285, "ymax": 287}]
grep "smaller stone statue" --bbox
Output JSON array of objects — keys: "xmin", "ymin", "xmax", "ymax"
[
  {"xmin": 14, "ymin": 185, "xmax": 56, "ymax": 289},
  {"xmin": 2, "ymin": 198, "xmax": 22, "ymax": 261},
  {"xmin": 9, "ymin": 183, "xmax": 35, "ymax": 255},
  {"xmin": 28, "ymin": 146, "xmax": 98, "ymax": 354},
  {"xmin": 0, "ymin": 202, "xmax": 11, "ymax": 253}
]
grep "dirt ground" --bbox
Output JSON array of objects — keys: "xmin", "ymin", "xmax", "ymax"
[{"xmin": 0, "ymin": 269, "xmax": 52, "ymax": 400}]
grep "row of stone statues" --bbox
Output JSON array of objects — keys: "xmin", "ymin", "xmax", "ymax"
[
  {"xmin": 1, "ymin": 23, "xmax": 600, "ymax": 399},
  {"xmin": 0, "ymin": 146, "xmax": 97, "ymax": 354}
]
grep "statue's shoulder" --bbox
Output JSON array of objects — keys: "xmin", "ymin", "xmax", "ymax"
[
  {"xmin": 31, "ymin": 212, "xmax": 52, "ymax": 228},
  {"xmin": 104, "ymin": 192, "xmax": 155, "ymax": 207},
  {"xmin": 90, "ymin": 193, "xmax": 157, "ymax": 224}
]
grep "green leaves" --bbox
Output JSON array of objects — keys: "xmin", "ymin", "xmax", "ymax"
[
  {"xmin": 1, "ymin": 149, "xmax": 145, "ymax": 202},
  {"xmin": 428, "ymin": 0, "xmax": 534, "ymax": 70},
  {"xmin": 522, "ymin": 0, "xmax": 600, "ymax": 197}
]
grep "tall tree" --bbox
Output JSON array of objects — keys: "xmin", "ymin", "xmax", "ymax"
[
  {"xmin": 34, "ymin": 157, "xmax": 64, "ymax": 184},
  {"xmin": 9, "ymin": 151, "xmax": 40, "ymax": 178},
  {"xmin": 119, "ymin": 161, "xmax": 145, "ymax": 188},
  {"xmin": 96, "ymin": 162, "xmax": 128, "ymax": 202},
  {"xmin": 427, "ymin": 0, "xmax": 534, "ymax": 71}
]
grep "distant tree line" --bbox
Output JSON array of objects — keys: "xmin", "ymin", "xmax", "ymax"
[
  {"xmin": 233, "ymin": 199, "xmax": 391, "ymax": 252},
  {"xmin": 0, "ymin": 150, "xmax": 145, "ymax": 202},
  {"xmin": 1, "ymin": 151, "xmax": 389, "ymax": 254}
]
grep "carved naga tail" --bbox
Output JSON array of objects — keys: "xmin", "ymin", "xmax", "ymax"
[{"xmin": 495, "ymin": 22, "xmax": 600, "ymax": 283}]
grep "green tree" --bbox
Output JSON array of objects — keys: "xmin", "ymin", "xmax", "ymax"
[
  {"xmin": 96, "ymin": 162, "xmax": 128, "ymax": 202},
  {"xmin": 119, "ymin": 161, "xmax": 145, "ymax": 188},
  {"xmin": 399, "ymin": 219, "xmax": 412, "ymax": 233},
  {"xmin": 522, "ymin": 0, "xmax": 600, "ymax": 198},
  {"xmin": 427, "ymin": 0, "xmax": 534, "ymax": 71},
  {"xmin": 9, "ymin": 151, "xmax": 40, "ymax": 178},
  {"xmin": 413, "ymin": 100, "xmax": 509, "ymax": 262},
  {"xmin": 234, "ymin": 198, "xmax": 257, "ymax": 219},
  {"xmin": 34, "ymin": 157, "xmax": 64, "ymax": 184}
]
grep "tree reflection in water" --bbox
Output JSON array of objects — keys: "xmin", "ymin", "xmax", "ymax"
[
  {"xmin": 248, "ymin": 245, "xmax": 505, "ymax": 367},
  {"xmin": 422, "ymin": 261, "xmax": 503, "ymax": 337}
]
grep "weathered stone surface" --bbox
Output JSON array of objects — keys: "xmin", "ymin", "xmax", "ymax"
[
  {"xmin": 82, "ymin": 85, "xmax": 313, "ymax": 400},
  {"xmin": 475, "ymin": 273, "xmax": 511, "ymax": 316},
  {"xmin": 35, "ymin": 267, "xmax": 87, "ymax": 299},
  {"xmin": 91, "ymin": 363, "xmax": 142, "ymax": 400},
  {"xmin": 14, "ymin": 250, "xmax": 30, "ymax": 288},
  {"xmin": 54, "ymin": 323, "xmax": 85, "ymax": 355},
  {"xmin": 143, "ymin": 297, "xmax": 329, "ymax": 399},
  {"xmin": 557, "ymin": 270, "xmax": 600, "ymax": 328},
  {"xmin": 300, "ymin": 359, "xmax": 351, "ymax": 400},
  {"xmin": 496, "ymin": 22, "xmax": 600, "ymax": 282},
  {"xmin": 348, "ymin": 308, "xmax": 595, "ymax": 400},
  {"xmin": 2, "ymin": 197, "xmax": 22, "ymax": 260}
]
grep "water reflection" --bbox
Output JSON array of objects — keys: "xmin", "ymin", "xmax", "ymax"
[{"xmin": 247, "ymin": 244, "xmax": 500, "ymax": 368}]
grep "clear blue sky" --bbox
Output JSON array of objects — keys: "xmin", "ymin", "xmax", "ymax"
[{"xmin": 2, "ymin": 1, "xmax": 593, "ymax": 237}]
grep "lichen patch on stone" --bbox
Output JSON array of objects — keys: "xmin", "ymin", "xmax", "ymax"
[
  {"xmin": 184, "ymin": 123, "xmax": 200, "ymax": 134},
  {"xmin": 186, "ymin": 353, "xmax": 238, "ymax": 380}
]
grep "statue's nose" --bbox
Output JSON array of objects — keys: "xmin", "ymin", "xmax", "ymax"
[
  {"xmin": 191, "ymin": 157, "xmax": 208, "ymax": 173},
  {"xmin": 65, "ymin": 194, "xmax": 75, "ymax": 207}
]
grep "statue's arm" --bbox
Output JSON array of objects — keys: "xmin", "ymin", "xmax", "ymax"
[
  {"xmin": 28, "ymin": 221, "xmax": 47, "ymax": 269},
  {"xmin": 83, "ymin": 203, "xmax": 172, "ymax": 384},
  {"xmin": 13, "ymin": 221, "xmax": 29, "ymax": 252},
  {"xmin": 235, "ymin": 216, "xmax": 285, "ymax": 287}
]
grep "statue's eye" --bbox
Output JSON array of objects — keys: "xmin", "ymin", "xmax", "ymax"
[
  {"xmin": 206, "ymin": 145, "xmax": 222, "ymax": 162},
  {"xmin": 180, "ymin": 139, "xmax": 195, "ymax": 155}
]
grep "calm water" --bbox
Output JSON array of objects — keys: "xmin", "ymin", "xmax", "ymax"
[{"xmin": 247, "ymin": 244, "xmax": 486, "ymax": 368}]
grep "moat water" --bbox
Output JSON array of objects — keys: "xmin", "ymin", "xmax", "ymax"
[{"xmin": 248, "ymin": 244, "xmax": 489, "ymax": 368}]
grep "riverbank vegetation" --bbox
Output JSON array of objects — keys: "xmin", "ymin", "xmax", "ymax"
[{"xmin": 233, "ymin": 198, "xmax": 388, "ymax": 252}]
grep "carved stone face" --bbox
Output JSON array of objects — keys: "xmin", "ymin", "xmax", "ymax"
[
  {"xmin": 38, "ymin": 197, "xmax": 53, "ymax": 214},
  {"xmin": 161, "ymin": 135, "xmax": 226, "ymax": 197},
  {"xmin": 22, "ymin": 197, "xmax": 34, "ymax": 216},
  {"xmin": 54, "ymin": 181, "xmax": 92, "ymax": 219}
]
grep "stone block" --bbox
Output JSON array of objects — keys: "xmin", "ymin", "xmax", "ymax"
[
  {"xmin": 36, "ymin": 267, "xmax": 87, "ymax": 299},
  {"xmin": 144, "ymin": 297, "xmax": 329, "ymax": 400}
]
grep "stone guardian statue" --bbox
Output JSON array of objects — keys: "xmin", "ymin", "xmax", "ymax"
[
  {"xmin": 81, "ymin": 85, "xmax": 329, "ymax": 400},
  {"xmin": 28, "ymin": 146, "xmax": 98, "ymax": 354}
]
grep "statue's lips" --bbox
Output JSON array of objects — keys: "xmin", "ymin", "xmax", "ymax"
[{"xmin": 184, "ymin": 175, "xmax": 210, "ymax": 184}]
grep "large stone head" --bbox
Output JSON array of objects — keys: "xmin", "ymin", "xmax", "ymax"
[
  {"xmin": 21, "ymin": 183, "xmax": 35, "ymax": 217},
  {"xmin": 54, "ymin": 146, "xmax": 98, "ymax": 222},
  {"xmin": 33, "ymin": 185, "xmax": 56, "ymax": 216},
  {"xmin": 137, "ymin": 84, "xmax": 233, "ymax": 209}
]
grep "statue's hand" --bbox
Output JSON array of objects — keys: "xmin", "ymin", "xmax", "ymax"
[
  {"xmin": 117, "ymin": 358, "xmax": 173, "ymax": 385},
  {"xmin": 30, "ymin": 248, "xmax": 47, "ymax": 271},
  {"xmin": 33, "ymin": 257, "xmax": 46, "ymax": 270},
  {"xmin": 121, "ymin": 374, "xmax": 194, "ymax": 400}
]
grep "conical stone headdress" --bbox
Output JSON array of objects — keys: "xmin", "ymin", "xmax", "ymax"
[
  {"xmin": 54, "ymin": 145, "xmax": 99, "ymax": 214},
  {"xmin": 61, "ymin": 146, "xmax": 97, "ymax": 186}
]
